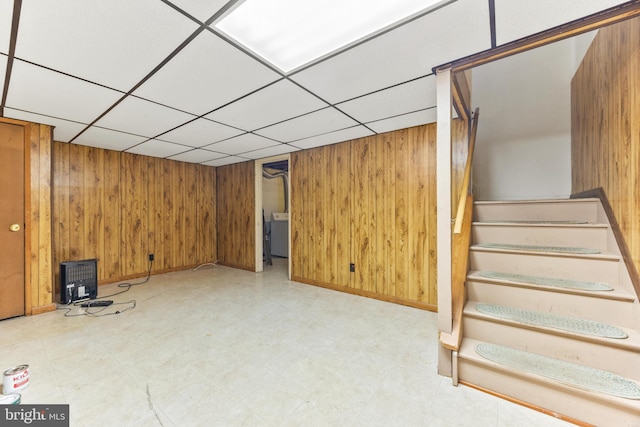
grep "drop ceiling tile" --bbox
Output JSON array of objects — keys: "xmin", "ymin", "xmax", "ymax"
[
  {"xmin": 133, "ymin": 31, "xmax": 281, "ymax": 115},
  {"xmin": 203, "ymin": 156, "xmax": 249, "ymax": 167},
  {"xmin": 203, "ymin": 133, "xmax": 278, "ymax": 155},
  {"xmin": 165, "ymin": 0, "xmax": 229, "ymax": 22},
  {"xmin": 126, "ymin": 139, "xmax": 190, "ymax": 158},
  {"xmin": 3, "ymin": 108, "xmax": 87, "ymax": 142},
  {"xmin": 241, "ymin": 144, "xmax": 299, "ymax": 160},
  {"xmin": 290, "ymin": 0, "xmax": 490, "ymax": 104},
  {"xmin": 337, "ymin": 76, "xmax": 436, "ymax": 124},
  {"xmin": 366, "ymin": 108, "xmax": 437, "ymax": 134},
  {"xmin": 73, "ymin": 127, "xmax": 149, "ymax": 151},
  {"xmin": 6, "ymin": 60, "xmax": 123, "ymax": 124},
  {"xmin": 168, "ymin": 149, "xmax": 227, "ymax": 163},
  {"xmin": 95, "ymin": 96, "xmax": 195, "ymax": 138},
  {"xmin": 157, "ymin": 118, "xmax": 243, "ymax": 148},
  {"xmin": 15, "ymin": 0, "xmax": 198, "ymax": 91},
  {"xmin": 206, "ymin": 79, "xmax": 328, "ymax": 131},
  {"xmin": 0, "ymin": 2, "xmax": 12, "ymax": 54},
  {"xmin": 290, "ymin": 126, "xmax": 374, "ymax": 150},
  {"xmin": 495, "ymin": 0, "xmax": 626, "ymax": 45},
  {"xmin": 256, "ymin": 107, "xmax": 358, "ymax": 143}
]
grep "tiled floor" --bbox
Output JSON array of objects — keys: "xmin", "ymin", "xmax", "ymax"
[{"xmin": 1, "ymin": 259, "xmax": 572, "ymax": 426}]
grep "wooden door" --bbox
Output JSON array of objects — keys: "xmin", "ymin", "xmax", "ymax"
[{"xmin": 0, "ymin": 122, "xmax": 25, "ymax": 319}]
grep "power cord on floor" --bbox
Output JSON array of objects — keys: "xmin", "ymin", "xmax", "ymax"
[
  {"xmin": 57, "ymin": 260, "xmax": 152, "ymax": 317},
  {"xmin": 193, "ymin": 259, "xmax": 219, "ymax": 271}
]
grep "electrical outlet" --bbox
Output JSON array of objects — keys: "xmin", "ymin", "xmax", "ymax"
[
  {"xmin": 349, "ymin": 263, "xmax": 355, "ymax": 272},
  {"xmin": 148, "ymin": 253, "xmax": 154, "ymax": 262}
]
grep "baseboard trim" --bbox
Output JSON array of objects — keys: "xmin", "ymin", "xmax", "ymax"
[
  {"xmin": 30, "ymin": 303, "xmax": 56, "ymax": 316},
  {"xmin": 291, "ymin": 275, "xmax": 437, "ymax": 312},
  {"xmin": 459, "ymin": 380, "xmax": 594, "ymax": 427}
]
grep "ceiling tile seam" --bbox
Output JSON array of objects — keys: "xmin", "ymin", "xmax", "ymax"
[
  {"xmin": 205, "ymin": 26, "xmax": 287, "ymax": 78},
  {"xmin": 334, "ymin": 73, "xmax": 434, "ymax": 106},
  {"xmin": 1, "ymin": 0, "xmax": 22, "ymax": 117},
  {"xmin": 364, "ymin": 105, "xmax": 437, "ymax": 125},
  {"xmin": 287, "ymin": 124, "xmax": 367, "ymax": 148},
  {"xmin": 11, "ymin": 57, "xmax": 127, "ymax": 95},
  {"xmin": 286, "ymin": 0, "xmax": 458, "ymax": 77},
  {"xmin": 330, "ymin": 104, "xmax": 377, "ymax": 135},
  {"xmin": 164, "ymin": 77, "xmax": 288, "ymax": 133},
  {"xmin": 159, "ymin": 0, "xmax": 206, "ymax": 27},
  {"xmin": 67, "ymin": 22, "xmax": 211, "ymax": 144},
  {"xmin": 228, "ymin": 142, "xmax": 293, "ymax": 157},
  {"xmin": 3, "ymin": 106, "xmax": 89, "ymax": 127},
  {"xmin": 249, "ymin": 105, "xmax": 332, "ymax": 134},
  {"xmin": 202, "ymin": 130, "xmax": 286, "ymax": 150}
]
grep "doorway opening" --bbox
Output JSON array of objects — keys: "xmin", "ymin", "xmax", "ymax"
[{"xmin": 254, "ymin": 154, "xmax": 290, "ymax": 277}]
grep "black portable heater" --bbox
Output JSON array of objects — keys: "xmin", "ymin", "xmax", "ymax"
[{"xmin": 60, "ymin": 259, "xmax": 98, "ymax": 304}]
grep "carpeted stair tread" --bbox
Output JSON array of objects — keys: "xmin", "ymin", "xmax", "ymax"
[
  {"xmin": 474, "ymin": 303, "xmax": 628, "ymax": 339},
  {"xmin": 475, "ymin": 343, "xmax": 640, "ymax": 400},
  {"xmin": 477, "ymin": 271, "xmax": 613, "ymax": 292},
  {"xmin": 475, "ymin": 243, "xmax": 601, "ymax": 254}
]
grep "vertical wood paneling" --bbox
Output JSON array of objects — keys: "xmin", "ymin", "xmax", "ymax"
[
  {"xmin": 394, "ymin": 128, "xmax": 410, "ymax": 300},
  {"xmin": 572, "ymin": 16, "xmax": 640, "ymax": 277},
  {"xmin": 83, "ymin": 147, "xmax": 103, "ymax": 274},
  {"xmin": 216, "ymin": 161, "xmax": 255, "ymax": 271},
  {"xmin": 103, "ymin": 149, "xmax": 120, "ymax": 280},
  {"xmin": 52, "ymin": 144, "xmax": 217, "ymax": 284},
  {"xmin": 323, "ymin": 145, "xmax": 338, "ymax": 284},
  {"xmin": 290, "ymin": 152, "xmax": 303, "ymax": 278},
  {"xmin": 68, "ymin": 144, "xmax": 84, "ymax": 261},
  {"xmin": 195, "ymin": 164, "xmax": 217, "ymax": 265},
  {"xmin": 407, "ymin": 126, "xmax": 428, "ymax": 302},
  {"xmin": 52, "ymin": 142, "xmax": 69, "ymax": 294},
  {"xmin": 290, "ymin": 123, "xmax": 440, "ymax": 309},
  {"xmin": 336, "ymin": 145, "xmax": 351, "ymax": 288}
]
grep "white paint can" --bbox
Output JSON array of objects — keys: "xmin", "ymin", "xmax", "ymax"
[
  {"xmin": 3, "ymin": 365, "xmax": 29, "ymax": 394},
  {"xmin": 0, "ymin": 393, "xmax": 21, "ymax": 404}
]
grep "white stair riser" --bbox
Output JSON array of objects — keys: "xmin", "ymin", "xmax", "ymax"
[
  {"xmin": 472, "ymin": 224, "xmax": 608, "ymax": 251},
  {"xmin": 466, "ymin": 281, "xmax": 635, "ymax": 326},
  {"xmin": 474, "ymin": 200, "xmax": 599, "ymax": 223},
  {"xmin": 457, "ymin": 358, "xmax": 640, "ymax": 426},
  {"xmin": 469, "ymin": 250, "xmax": 620, "ymax": 285},
  {"xmin": 463, "ymin": 316, "xmax": 640, "ymax": 379}
]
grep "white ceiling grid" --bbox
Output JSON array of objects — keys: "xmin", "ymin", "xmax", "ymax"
[
  {"xmin": 0, "ymin": 0, "xmax": 628, "ymax": 166},
  {"xmin": 494, "ymin": 0, "xmax": 628, "ymax": 45}
]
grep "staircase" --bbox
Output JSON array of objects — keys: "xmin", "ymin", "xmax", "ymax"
[{"xmin": 455, "ymin": 198, "xmax": 640, "ymax": 426}]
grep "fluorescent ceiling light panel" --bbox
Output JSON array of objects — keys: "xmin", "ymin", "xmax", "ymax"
[{"xmin": 215, "ymin": 0, "xmax": 446, "ymax": 72}]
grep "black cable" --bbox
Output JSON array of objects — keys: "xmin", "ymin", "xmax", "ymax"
[
  {"xmin": 57, "ymin": 300, "xmax": 136, "ymax": 317},
  {"xmin": 57, "ymin": 260, "xmax": 152, "ymax": 317}
]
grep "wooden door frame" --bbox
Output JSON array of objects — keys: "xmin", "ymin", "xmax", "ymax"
[{"xmin": 0, "ymin": 117, "xmax": 32, "ymax": 316}]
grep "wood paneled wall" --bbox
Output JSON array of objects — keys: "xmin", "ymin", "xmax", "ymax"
[
  {"xmin": 291, "ymin": 124, "xmax": 440, "ymax": 309},
  {"xmin": 28, "ymin": 122, "xmax": 54, "ymax": 313},
  {"xmin": 216, "ymin": 160, "xmax": 256, "ymax": 271},
  {"xmin": 53, "ymin": 143, "xmax": 217, "ymax": 290},
  {"xmin": 571, "ymin": 17, "xmax": 640, "ymax": 274}
]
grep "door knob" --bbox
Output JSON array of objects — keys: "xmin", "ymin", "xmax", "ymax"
[{"xmin": 9, "ymin": 224, "xmax": 20, "ymax": 232}]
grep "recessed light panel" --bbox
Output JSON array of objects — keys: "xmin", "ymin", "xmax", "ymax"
[{"xmin": 214, "ymin": 0, "xmax": 447, "ymax": 72}]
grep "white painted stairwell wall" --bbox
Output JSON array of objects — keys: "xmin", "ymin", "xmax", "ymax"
[{"xmin": 471, "ymin": 32, "xmax": 596, "ymax": 201}]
